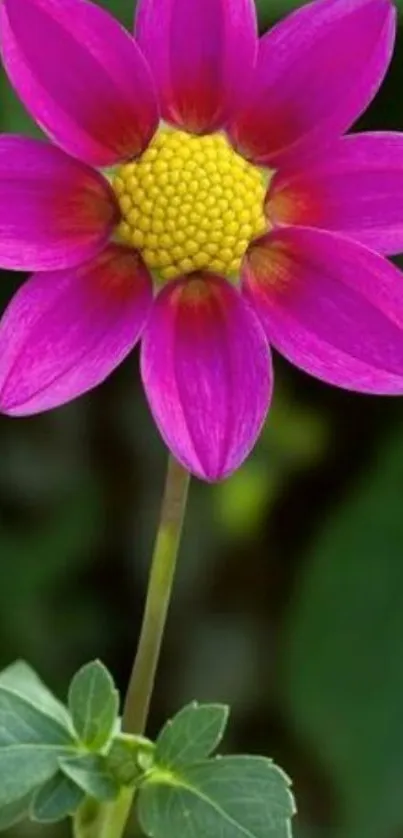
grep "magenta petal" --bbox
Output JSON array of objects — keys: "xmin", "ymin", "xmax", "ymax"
[
  {"xmin": 0, "ymin": 136, "xmax": 117, "ymax": 271},
  {"xmin": 135, "ymin": 0, "xmax": 257, "ymax": 133},
  {"xmin": 0, "ymin": 245, "xmax": 153, "ymax": 415},
  {"xmin": 243, "ymin": 227, "xmax": 403, "ymax": 394},
  {"xmin": 0, "ymin": 0, "xmax": 158, "ymax": 167},
  {"xmin": 268, "ymin": 132, "xmax": 403, "ymax": 255},
  {"xmin": 229, "ymin": 0, "xmax": 395, "ymax": 167},
  {"xmin": 141, "ymin": 274, "xmax": 272, "ymax": 481}
]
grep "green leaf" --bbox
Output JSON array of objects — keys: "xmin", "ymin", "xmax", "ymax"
[
  {"xmin": 0, "ymin": 688, "xmax": 76, "ymax": 807},
  {"xmin": 0, "ymin": 687, "xmax": 75, "ymax": 747},
  {"xmin": 0, "ymin": 793, "xmax": 33, "ymax": 832},
  {"xmin": 138, "ymin": 756, "xmax": 295, "ymax": 838},
  {"xmin": 60, "ymin": 753, "xmax": 119, "ymax": 802},
  {"xmin": 0, "ymin": 661, "xmax": 71, "ymax": 729},
  {"xmin": 68, "ymin": 660, "xmax": 119, "ymax": 749},
  {"xmin": 156, "ymin": 703, "xmax": 229, "ymax": 768},
  {"xmin": 0, "ymin": 744, "xmax": 73, "ymax": 807},
  {"xmin": 31, "ymin": 772, "xmax": 85, "ymax": 823}
]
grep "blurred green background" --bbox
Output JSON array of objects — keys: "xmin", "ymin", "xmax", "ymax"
[{"xmin": 2, "ymin": 0, "xmax": 403, "ymax": 836}]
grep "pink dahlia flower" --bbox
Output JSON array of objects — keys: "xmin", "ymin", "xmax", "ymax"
[{"xmin": 0, "ymin": 0, "xmax": 403, "ymax": 481}]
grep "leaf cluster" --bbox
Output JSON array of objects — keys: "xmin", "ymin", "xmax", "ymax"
[{"xmin": 0, "ymin": 659, "xmax": 295, "ymax": 837}]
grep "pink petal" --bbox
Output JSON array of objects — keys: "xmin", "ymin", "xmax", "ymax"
[
  {"xmin": 243, "ymin": 227, "xmax": 403, "ymax": 394},
  {"xmin": 0, "ymin": 136, "xmax": 117, "ymax": 271},
  {"xmin": 135, "ymin": 0, "xmax": 257, "ymax": 133},
  {"xmin": 0, "ymin": 245, "xmax": 153, "ymax": 415},
  {"xmin": 267, "ymin": 132, "xmax": 403, "ymax": 255},
  {"xmin": 141, "ymin": 274, "xmax": 272, "ymax": 481},
  {"xmin": 0, "ymin": 0, "xmax": 158, "ymax": 168},
  {"xmin": 229, "ymin": 0, "xmax": 395, "ymax": 167}
]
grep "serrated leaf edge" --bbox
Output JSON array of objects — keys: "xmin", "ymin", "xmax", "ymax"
[
  {"xmin": 156, "ymin": 703, "xmax": 230, "ymax": 767},
  {"xmin": 141, "ymin": 756, "xmax": 296, "ymax": 830}
]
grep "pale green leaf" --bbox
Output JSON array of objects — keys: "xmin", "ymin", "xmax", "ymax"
[
  {"xmin": 156, "ymin": 703, "xmax": 229, "ymax": 768},
  {"xmin": 68, "ymin": 660, "xmax": 119, "ymax": 749},
  {"xmin": 31, "ymin": 772, "xmax": 85, "ymax": 823},
  {"xmin": 0, "ymin": 661, "xmax": 71, "ymax": 729},
  {"xmin": 0, "ymin": 684, "xmax": 76, "ymax": 806},
  {"xmin": 138, "ymin": 756, "xmax": 295, "ymax": 838},
  {"xmin": 0, "ymin": 744, "xmax": 73, "ymax": 807},
  {"xmin": 0, "ymin": 793, "xmax": 33, "ymax": 832},
  {"xmin": 0, "ymin": 687, "xmax": 75, "ymax": 747},
  {"xmin": 60, "ymin": 753, "xmax": 119, "ymax": 802}
]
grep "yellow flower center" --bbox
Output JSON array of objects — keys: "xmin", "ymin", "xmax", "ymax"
[{"xmin": 112, "ymin": 128, "xmax": 268, "ymax": 281}]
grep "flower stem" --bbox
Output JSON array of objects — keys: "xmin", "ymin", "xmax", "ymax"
[
  {"xmin": 75, "ymin": 454, "xmax": 190, "ymax": 838},
  {"xmin": 122, "ymin": 454, "xmax": 190, "ymax": 734}
]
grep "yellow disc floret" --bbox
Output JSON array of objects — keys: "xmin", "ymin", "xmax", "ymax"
[{"xmin": 112, "ymin": 129, "xmax": 268, "ymax": 281}]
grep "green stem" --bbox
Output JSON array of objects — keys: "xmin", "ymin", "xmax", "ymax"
[
  {"xmin": 122, "ymin": 454, "xmax": 190, "ymax": 735},
  {"xmin": 74, "ymin": 454, "xmax": 190, "ymax": 838}
]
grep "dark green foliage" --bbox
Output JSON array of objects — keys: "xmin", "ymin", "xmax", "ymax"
[{"xmin": 0, "ymin": 669, "xmax": 294, "ymax": 837}]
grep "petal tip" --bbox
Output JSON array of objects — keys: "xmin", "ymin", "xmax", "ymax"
[
  {"xmin": 0, "ymin": 245, "xmax": 153, "ymax": 416},
  {"xmin": 1, "ymin": 0, "xmax": 159, "ymax": 167},
  {"xmin": 141, "ymin": 274, "xmax": 272, "ymax": 482}
]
